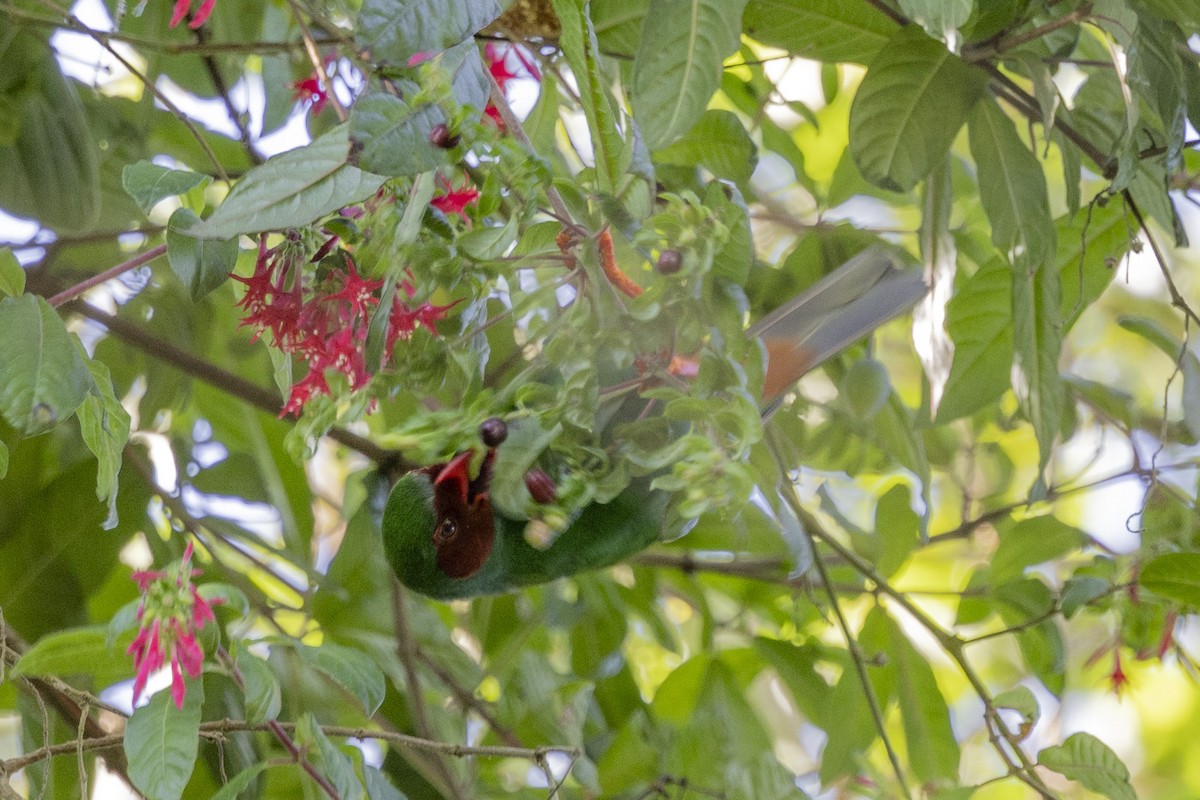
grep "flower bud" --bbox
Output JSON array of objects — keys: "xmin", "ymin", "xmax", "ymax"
[
  {"xmin": 524, "ymin": 468, "xmax": 558, "ymax": 504},
  {"xmin": 428, "ymin": 123, "xmax": 460, "ymax": 149}
]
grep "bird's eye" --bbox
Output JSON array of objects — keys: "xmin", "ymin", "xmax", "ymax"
[{"xmin": 434, "ymin": 517, "xmax": 458, "ymax": 544}]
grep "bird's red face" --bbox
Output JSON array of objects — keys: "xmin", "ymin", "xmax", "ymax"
[{"xmin": 427, "ymin": 450, "xmax": 496, "ymax": 579}]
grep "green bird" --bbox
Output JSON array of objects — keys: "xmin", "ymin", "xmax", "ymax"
[{"xmin": 382, "ymin": 248, "xmax": 926, "ymax": 599}]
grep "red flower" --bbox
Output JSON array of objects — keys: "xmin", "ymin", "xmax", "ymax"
[
  {"xmin": 234, "ymin": 235, "xmax": 460, "ymax": 415},
  {"xmin": 485, "ymin": 42, "xmax": 520, "ymax": 92},
  {"xmin": 431, "ymin": 182, "xmax": 479, "ymax": 221},
  {"xmin": 126, "ymin": 540, "xmax": 222, "ymax": 709},
  {"xmin": 483, "ymin": 103, "xmax": 505, "ymax": 132},
  {"xmin": 292, "ymin": 75, "xmax": 328, "ymax": 116},
  {"xmin": 1110, "ymin": 650, "xmax": 1129, "ymax": 695},
  {"xmin": 169, "ymin": 0, "xmax": 215, "ymax": 28}
]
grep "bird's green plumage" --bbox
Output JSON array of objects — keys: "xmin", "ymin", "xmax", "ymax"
[
  {"xmin": 382, "ymin": 471, "xmax": 667, "ymax": 598},
  {"xmin": 380, "ymin": 248, "xmax": 928, "ymax": 599}
]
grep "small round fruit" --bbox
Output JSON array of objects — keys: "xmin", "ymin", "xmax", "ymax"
[
  {"xmin": 480, "ymin": 417, "xmax": 508, "ymax": 448},
  {"xmin": 655, "ymin": 249, "xmax": 684, "ymax": 275}
]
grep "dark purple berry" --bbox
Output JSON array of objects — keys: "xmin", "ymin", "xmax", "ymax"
[
  {"xmin": 480, "ymin": 417, "xmax": 508, "ymax": 448},
  {"xmin": 656, "ymin": 249, "xmax": 683, "ymax": 275}
]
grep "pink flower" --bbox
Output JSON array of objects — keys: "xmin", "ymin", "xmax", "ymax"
[
  {"xmin": 169, "ymin": 0, "xmax": 215, "ymax": 29},
  {"xmin": 126, "ymin": 540, "xmax": 222, "ymax": 709}
]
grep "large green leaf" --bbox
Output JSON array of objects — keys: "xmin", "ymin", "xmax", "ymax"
[
  {"xmin": 77, "ymin": 354, "xmax": 131, "ymax": 528},
  {"xmin": 125, "ymin": 680, "xmax": 204, "ymax": 800},
  {"xmin": 167, "ymin": 208, "xmax": 240, "ymax": 301},
  {"xmin": 742, "ymin": 0, "xmax": 897, "ymax": 64},
  {"xmin": 295, "ymin": 714, "xmax": 366, "ymax": 800},
  {"xmin": 967, "ymin": 97, "xmax": 1055, "ymax": 267},
  {"xmin": 1011, "ymin": 253, "xmax": 1064, "ymax": 489},
  {"xmin": 884, "ymin": 612, "xmax": 960, "ymax": 782},
  {"xmin": 849, "ymin": 25, "xmax": 988, "ymax": 192},
  {"xmin": 12, "ymin": 625, "xmax": 134, "ymax": 689},
  {"xmin": 0, "ymin": 294, "xmax": 93, "ymax": 436},
  {"xmin": 357, "ymin": 0, "xmax": 502, "ymax": 65},
  {"xmin": 1037, "ymin": 732, "xmax": 1135, "ymax": 800},
  {"xmin": 938, "ymin": 200, "xmax": 1128, "ymax": 422},
  {"xmin": 296, "ymin": 641, "xmax": 387, "ymax": 716},
  {"xmin": 654, "ymin": 110, "xmax": 758, "ymax": 185},
  {"xmin": 553, "ymin": 0, "xmax": 628, "ymax": 192},
  {"xmin": 348, "ymin": 90, "xmax": 449, "ymax": 178},
  {"xmin": 631, "ymin": 0, "xmax": 747, "ymax": 150},
  {"xmin": 991, "ymin": 516, "xmax": 1084, "ymax": 583},
  {"xmin": 190, "ymin": 126, "xmax": 388, "ymax": 239},
  {"xmin": 121, "ymin": 161, "xmax": 210, "ymax": 216},
  {"xmin": 0, "ymin": 248, "xmax": 26, "ymax": 298},
  {"xmin": 0, "ymin": 30, "xmax": 99, "ymax": 233},
  {"xmin": 1140, "ymin": 553, "xmax": 1200, "ymax": 607}
]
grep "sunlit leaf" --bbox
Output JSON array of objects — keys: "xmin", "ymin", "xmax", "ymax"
[
  {"xmin": 849, "ymin": 25, "xmax": 988, "ymax": 191},
  {"xmin": 1038, "ymin": 732, "xmax": 1135, "ymax": 800}
]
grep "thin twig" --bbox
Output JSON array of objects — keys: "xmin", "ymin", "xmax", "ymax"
[
  {"xmin": 47, "ymin": 245, "xmax": 167, "ymax": 307},
  {"xmin": 66, "ymin": 301, "xmax": 408, "ymax": 469},
  {"xmin": 390, "ymin": 582, "xmax": 466, "ymax": 800}
]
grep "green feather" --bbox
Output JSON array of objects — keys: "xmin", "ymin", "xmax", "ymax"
[{"xmin": 382, "ymin": 471, "xmax": 666, "ymax": 599}]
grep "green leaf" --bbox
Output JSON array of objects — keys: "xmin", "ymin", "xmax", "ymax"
[
  {"xmin": 237, "ymin": 647, "xmax": 282, "ymax": 724},
  {"xmin": 994, "ymin": 685, "xmax": 1039, "ymax": 736},
  {"xmin": 190, "ymin": 125, "xmax": 388, "ymax": 239},
  {"xmin": 356, "ymin": 0, "xmax": 502, "ymax": 66},
  {"xmin": 553, "ymin": 0, "xmax": 628, "ymax": 192},
  {"xmin": 207, "ymin": 763, "xmax": 268, "ymax": 800},
  {"xmin": 654, "ymin": 110, "xmax": 758, "ymax": 185},
  {"xmin": 125, "ymin": 679, "xmax": 204, "ymax": 800},
  {"xmin": 898, "ymin": 0, "xmax": 973, "ymax": 36},
  {"xmin": 874, "ymin": 483, "xmax": 919, "ymax": 577},
  {"xmin": 348, "ymin": 90, "xmax": 449, "ymax": 177},
  {"xmin": 364, "ymin": 765, "xmax": 409, "ymax": 800},
  {"xmin": 991, "ymin": 516, "xmax": 1084, "ymax": 583},
  {"xmin": 1037, "ymin": 732, "xmax": 1135, "ymax": 800},
  {"xmin": 12, "ymin": 625, "xmax": 133, "ymax": 688},
  {"xmin": 0, "ymin": 34, "xmax": 99, "ymax": 233},
  {"xmin": 0, "ymin": 248, "xmax": 24, "ymax": 297},
  {"xmin": 849, "ymin": 25, "xmax": 988, "ymax": 191},
  {"xmin": 939, "ymin": 199, "xmax": 1127, "ymax": 422},
  {"xmin": 1140, "ymin": 553, "xmax": 1200, "ymax": 606},
  {"xmin": 967, "ymin": 97, "xmax": 1055, "ymax": 266},
  {"xmin": 631, "ymin": 0, "xmax": 747, "ymax": 150},
  {"xmin": 296, "ymin": 641, "xmax": 386, "ymax": 716},
  {"xmin": 887, "ymin": 614, "xmax": 960, "ymax": 782},
  {"xmin": 1011, "ymin": 255, "xmax": 1064, "ymax": 487},
  {"xmin": 937, "ymin": 258, "xmax": 1013, "ymax": 421},
  {"xmin": 1061, "ymin": 576, "xmax": 1112, "ymax": 618},
  {"xmin": 121, "ymin": 161, "xmax": 210, "ymax": 216},
  {"xmin": 295, "ymin": 713, "xmax": 365, "ymax": 800},
  {"xmin": 166, "ymin": 208, "xmax": 239, "ymax": 301},
  {"xmin": 77, "ymin": 354, "xmax": 131, "ymax": 529},
  {"xmin": 742, "ymin": 0, "xmax": 897, "ymax": 64},
  {"xmin": 197, "ymin": 583, "xmax": 250, "ymax": 617},
  {"xmin": 0, "ymin": 294, "xmax": 93, "ymax": 435},
  {"xmin": 0, "ymin": 439, "xmax": 7, "ymax": 480}
]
